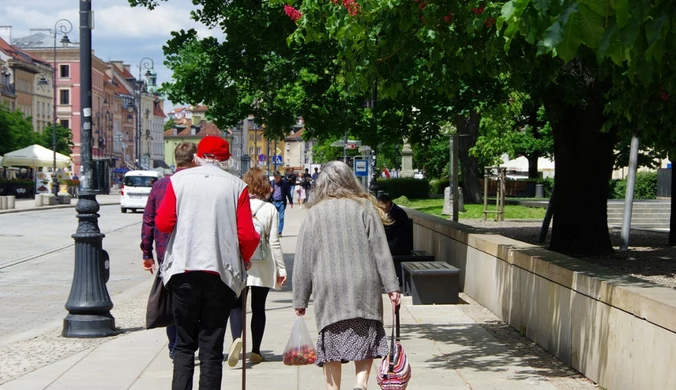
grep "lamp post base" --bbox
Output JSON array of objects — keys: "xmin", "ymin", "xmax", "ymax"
[
  {"xmin": 62, "ymin": 192, "xmax": 116, "ymax": 338},
  {"xmin": 63, "ymin": 313, "xmax": 116, "ymax": 338}
]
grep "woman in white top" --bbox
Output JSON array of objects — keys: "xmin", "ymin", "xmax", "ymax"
[{"xmin": 227, "ymin": 167, "xmax": 287, "ymax": 366}]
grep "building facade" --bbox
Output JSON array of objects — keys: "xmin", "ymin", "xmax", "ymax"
[{"xmin": 164, "ymin": 105, "xmax": 227, "ymax": 170}]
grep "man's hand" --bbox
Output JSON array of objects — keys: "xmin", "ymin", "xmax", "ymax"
[
  {"xmin": 277, "ymin": 275, "xmax": 287, "ymax": 286},
  {"xmin": 143, "ymin": 259, "xmax": 155, "ymax": 274},
  {"xmin": 245, "ymin": 262, "xmax": 253, "ymax": 271},
  {"xmin": 295, "ymin": 308, "xmax": 306, "ymax": 316},
  {"xmin": 388, "ymin": 291, "xmax": 401, "ymax": 306}
]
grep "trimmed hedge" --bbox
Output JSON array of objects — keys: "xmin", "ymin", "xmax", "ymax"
[
  {"xmin": 376, "ymin": 178, "xmax": 430, "ymax": 199},
  {"xmin": 429, "ymin": 179, "xmax": 450, "ymax": 195},
  {"xmin": 609, "ymin": 171, "xmax": 657, "ymax": 199}
]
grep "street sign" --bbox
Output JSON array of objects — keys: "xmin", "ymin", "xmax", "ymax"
[
  {"xmin": 258, "ymin": 154, "xmax": 267, "ymax": 162},
  {"xmin": 354, "ymin": 159, "xmax": 368, "ymax": 177},
  {"xmin": 273, "ymin": 155, "xmax": 283, "ymax": 165},
  {"xmin": 275, "ymin": 147, "xmax": 283, "ymax": 156},
  {"xmin": 170, "ymin": 164, "xmax": 176, "ymax": 171}
]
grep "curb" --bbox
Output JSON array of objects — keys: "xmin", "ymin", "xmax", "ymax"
[{"xmin": 0, "ymin": 201, "xmax": 120, "ymax": 215}]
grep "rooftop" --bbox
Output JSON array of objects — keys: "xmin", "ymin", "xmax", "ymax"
[{"xmin": 12, "ymin": 32, "xmax": 79, "ymax": 50}]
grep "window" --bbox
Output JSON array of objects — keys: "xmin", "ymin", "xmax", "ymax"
[
  {"xmin": 257, "ymin": 147, "xmax": 261, "ymax": 155},
  {"xmin": 59, "ymin": 89, "xmax": 70, "ymax": 105},
  {"xmin": 233, "ymin": 136, "xmax": 239, "ymax": 145},
  {"xmin": 60, "ymin": 119, "xmax": 69, "ymax": 128},
  {"xmin": 234, "ymin": 149, "xmax": 240, "ymax": 158},
  {"xmin": 59, "ymin": 65, "xmax": 70, "ymax": 78},
  {"xmin": 249, "ymin": 146, "xmax": 254, "ymax": 155},
  {"xmin": 249, "ymin": 133, "xmax": 254, "ymax": 141}
]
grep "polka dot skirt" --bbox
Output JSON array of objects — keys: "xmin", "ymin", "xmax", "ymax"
[{"xmin": 315, "ymin": 318, "xmax": 388, "ymax": 367}]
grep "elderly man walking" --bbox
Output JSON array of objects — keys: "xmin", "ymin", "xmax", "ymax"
[{"xmin": 156, "ymin": 136, "xmax": 260, "ymax": 390}]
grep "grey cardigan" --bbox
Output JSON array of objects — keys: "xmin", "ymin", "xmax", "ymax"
[{"xmin": 293, "ymin": 197, "xmax": 400, "ymax": 332}]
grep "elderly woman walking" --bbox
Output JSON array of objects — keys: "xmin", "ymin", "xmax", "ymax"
[{"xmin": 293, "ymin": 161, "xmax": 401, "ymax": 390}]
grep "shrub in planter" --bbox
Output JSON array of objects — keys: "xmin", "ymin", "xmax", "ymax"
[{"xmin": 376, "ymin": 178, "xmax": 430, "ymax": 199}]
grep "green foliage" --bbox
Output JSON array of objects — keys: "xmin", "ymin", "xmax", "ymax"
[
  {"xmin": 413, "ymin": 135, "xmax": 451, "ymax": 181},
  {"xmin": 0, "ymin": 104, "xmax": 39, "ymax": 156},
  {"xmin": 537, "ymin": 177, "xmax": 554, "ymax": 198},
  {"xmin": 377, "ymin": 178, "xmax": 430, "ymax": 200},
  {"xmin": 0, "ymin": 104, "xmax": 72, "ymax": 157},
  {"xmin": 36, "ymin": 124, "xmax": 73, "ymax": 156},
  {"xmin": 608, "ymin": 172, "xmax": 657, "ymax": 199},
  {"xmin": 393, "ymin": 195, "xmax": 412, "ymax": 206},
  {"xmin": 609, "ymin": 179, "xmax": 627, "ymax": 199},
  {"xmin": 429, "ymin": 179, "xmax": 450, "ymax": 195},
  {"xmin": 401, "ymin": 198, "xmax": 547, "ymax": 219},
  {"xmin": 164, "ymin": 118, "xmax": 175, "ymax": 131}
]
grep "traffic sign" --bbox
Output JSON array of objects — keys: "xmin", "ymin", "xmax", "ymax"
[
  {"xmin": 354, "ymin": 159, "xmax": 368, "ymax": 177},
  {"xmin": 275, "ymin": 147, "xmax": 282, "ymax": 155},
  {"xmin": 273, "ymin": 155, "xmax": 283, "ymax": 165},
  {"xmin": 258, "ymin": 154, "xmax": 267, "ymax": 162},
  {"xmin": 170, "ymin": 164, "xmax": 176, "ymax": 171}
]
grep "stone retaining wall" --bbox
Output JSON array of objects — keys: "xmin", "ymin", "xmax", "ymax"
[{"xmin": 408, "ymin": 209, "xmax": 676, "ymax": 390}]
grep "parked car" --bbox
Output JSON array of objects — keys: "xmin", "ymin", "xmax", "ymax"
[{"xmin": 120, "ymin": 170, "xmax": 163, "ymax": 213}]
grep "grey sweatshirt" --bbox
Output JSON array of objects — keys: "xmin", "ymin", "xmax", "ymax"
[{"xmin": 293, "ymin": 197, "xmax": 400, "ymax": 332}]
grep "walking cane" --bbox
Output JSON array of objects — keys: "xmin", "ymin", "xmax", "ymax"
[{"xmin": 241, "ymin": 286, "xmax": 248, "ymax": 390}]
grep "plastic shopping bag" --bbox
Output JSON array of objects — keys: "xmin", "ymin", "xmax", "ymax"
[{"xmin": 282, "ymin": 317, "xmax": 317, "ymax": 366}]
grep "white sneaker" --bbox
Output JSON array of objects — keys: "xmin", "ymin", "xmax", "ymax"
[{"xmin": 227, "ymin": 338, "xmax": 243, "ymax": 367}]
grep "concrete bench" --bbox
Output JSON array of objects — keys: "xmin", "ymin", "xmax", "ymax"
[
  {"xmin": 392, "ymin": 250, "xmax": 435, "ymax": 292},
  {"xmin": 402, "ymin": 261, "xmax": 461, "ymax": 305}
]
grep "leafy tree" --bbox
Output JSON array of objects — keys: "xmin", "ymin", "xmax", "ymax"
[
  {"xmin": 163, "ymin": 118, "xmax": 175, "ymax": 131},
  {"xmin": 473, "ymin": 94, "xmax": 554, "ymax": 178},
  {"xmin": 0, "ymin": 104, "xmax": 40, "ymax": 156},
  {"xmin": 37, "ymin": 124, "xmax": 73, "ymax": 156}
]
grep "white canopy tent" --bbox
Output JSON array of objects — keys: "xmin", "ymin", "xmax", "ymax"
[
  {"xmin": 500, "ymin": 156, "xmax": 555, "ymax": 171},
  {"xmin": 1, "ymin": 144, "xmax": 71, "ymax": 168}
]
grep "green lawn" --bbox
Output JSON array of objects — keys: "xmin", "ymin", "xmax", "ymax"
[{"xmin": 395, "ymin": 197, "xmax": 547, "ymax": 220}]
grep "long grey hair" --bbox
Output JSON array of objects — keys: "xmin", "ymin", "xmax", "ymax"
[{"xmin": 307, "ymin": 160, "xmax": 390, "ymax": 223}]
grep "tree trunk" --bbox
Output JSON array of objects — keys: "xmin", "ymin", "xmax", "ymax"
[
  {"xmin": 546, "ymin": 99, "xmax": 616, "ymax": 256},
  {"xmin": 527, "ymin": 152, "xmax": 540, "ymax": 179},
  {"xmin": 669, "ymin": 161, "xmax": 676, "ymax": 245},
  {"xmin": 456, "ymin": 112, "xmax": 482, "ymax": 204}
]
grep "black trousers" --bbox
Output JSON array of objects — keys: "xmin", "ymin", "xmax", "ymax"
[
  {"xmin": 230, "ymin": 286, "xmax": 270, "ymax": 354},
  {"xmin": 170, "ymin": 272, "xmax": 237, "ymax": 390}
]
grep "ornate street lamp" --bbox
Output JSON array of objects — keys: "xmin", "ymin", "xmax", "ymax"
[
  {"xmin": 42, "ymin": 19, "xmax": 73, "ymax": 196},
  {"xmin": 62, "ymin": 1, "xmax": 115, "ymax": 338}
]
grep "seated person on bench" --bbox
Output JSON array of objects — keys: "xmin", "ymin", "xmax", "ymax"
[{"xmin": 378, "ymin": 194, "xmax": 413, "ymax": 255}]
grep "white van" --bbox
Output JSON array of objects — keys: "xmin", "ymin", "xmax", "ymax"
[{"xmin": 120, "ymin": 170, "xmax": 164, "ymax": 213}]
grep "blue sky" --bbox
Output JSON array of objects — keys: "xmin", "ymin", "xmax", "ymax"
[{"xmin": 1, "ymin": 0, "xmax": 217, "ymax": 111}]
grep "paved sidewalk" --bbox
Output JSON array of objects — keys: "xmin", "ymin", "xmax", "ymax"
[{"xmin": 0, "ymin": 204, "xmax": 589, "ymax": 390}]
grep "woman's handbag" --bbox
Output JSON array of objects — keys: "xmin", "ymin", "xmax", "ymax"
[
  {"xmin": 377, "ymin": 305, "xmax": 411, "ymax": 390},
  {"xmin": 146, "ymin": 272, "xmax": 173, "ymax": 329}
]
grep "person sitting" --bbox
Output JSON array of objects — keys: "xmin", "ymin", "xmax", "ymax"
[{"xmin": 377, "ymin": 194, "xmax": 413, "ymax": 256}]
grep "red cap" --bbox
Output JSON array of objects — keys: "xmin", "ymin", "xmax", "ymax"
[{"xmin": 197, "ymin": 136, "xmax": 230, "ymax": 161}]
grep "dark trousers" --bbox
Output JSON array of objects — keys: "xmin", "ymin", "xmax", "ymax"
[
  {"xmin": 229, "ymin": 286, "xmax": 270, "ymax": 354},
  {"xmin": 170, "ymin": 272, "xmax": 237, "ymax": 390},
  {"xmin": 167, "ymin": 325, "xmax": 177, "ymax": 358}
]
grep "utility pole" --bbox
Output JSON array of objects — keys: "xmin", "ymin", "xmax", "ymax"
[{"xmin": 63, "ymin": 0, "xmax": 115, "ymax": 338}]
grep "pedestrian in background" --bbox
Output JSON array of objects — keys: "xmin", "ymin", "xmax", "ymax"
[
  {"xmin": 292, "ymin": 160, "xmax": 401, "ymax": 390},
  {"xmin": 270, "ymin": 171, "xmax": 292, "ymax": 236},
  {"xmin": 286, "ymin": 168, "xmax": 297, "ymax": 205},
  {"xmin": 141, "ymin": 142, "xmax": 197, "ymax": 360},
  {"xmin": 301, "ymin": 170, "xmax": 312, "ymax": 204},
  {"xmin": 295, "ymin": 173, "xmax": 306, "ymax": 208},
  {"xmin": 227, "ymin": 167, "xmax": 288, "ymax": 367},
  {"xmin": 156, "ymin": 136, "xmax": 260, "ymax": 390}
]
